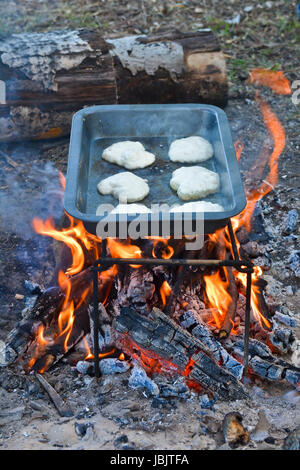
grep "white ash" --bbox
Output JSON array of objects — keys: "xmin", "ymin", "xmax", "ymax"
[
  {"xmin": 291, "ymin": 340, "xmax": 300, "ymax": 367},
  {"xmin": 283, "ymin": 209, "xmax": 298, "ymax": 235},
  {"xmin": 269, "ymin": 325, "xmax": 296, "ymax": 354},
  {"xmin": 273, "ymin": 311, "xmax": 296, "ymax": 328},
  {"xmin": 288, "ymin": 251, "xmax": 300, "ymax": 278},
  {"xmin": 76, "ymin": 361, "xmax": 94, "ymax": 376},
  {"xmin": 128, "ymin": 365, "xmax": 159, "ymax": 396},
  {"xmin": 100, "ymin": 358, "xmax": 130, "ymax": 375}
]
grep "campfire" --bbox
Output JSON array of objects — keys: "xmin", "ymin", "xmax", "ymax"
[{"xmin": 3, "ymin": 92, "xmax": 299, "ymax": 404}]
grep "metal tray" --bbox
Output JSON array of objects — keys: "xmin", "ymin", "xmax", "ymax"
[{"xmin": 64, "ymin": 104, "xmax": 246, "ymax": 235}]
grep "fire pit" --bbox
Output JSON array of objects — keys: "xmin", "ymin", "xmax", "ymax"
[
  {"xmin": 0, "ymin": 21, "xmax": 299, "ymax": 451},
  {"xmin": 3, "ymin": 100, "xmax": 299, "ymax": 402}
]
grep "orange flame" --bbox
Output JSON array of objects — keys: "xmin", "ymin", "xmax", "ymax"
[
  {"xmin": 36, "ymin": 325, "xmax": 49, "ymax": 347},
  {"xmin": 235, "ymin": 266, "xmax": 271, "ymax": 330},
  {"xmin": 106, "ymin": 238, "xmax": 142, "ymax": 268},
  {"xmin": 160, "ymin": 280, "xmax": 172, "ymax": 307},
  {"xmin": 234, "ymin": 139, "xmax": 244, "ymax": 162},
  {"xmin": 206, "ymin": 95, "xmax": 285, "ymax": 333},
  {"xmin": 32, "ymin": 215, "xmax": 96, "ymax": 275},
  {"xmin": 249, "ymin": 69, "xmax": 292, "ymax": 95},
  {"xmin": 203, "ymin": 271, "xmax": 232, "ymax": 329},
  {"xmin": 238, "ymin": 94, "xmax": 285, "ymax": 232},
  {"xmin": 58, "ymin": 171, "xmax": 66, "ymax": 190},
  {"xmin": 151, "ymin": 238, "xmax": 174, "ymax": 259}
]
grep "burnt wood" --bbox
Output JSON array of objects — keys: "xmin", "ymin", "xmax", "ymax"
[
  {"xmin": 3, "ymin": 266, "xmax": 113, "ymax": 367},
  {"xmin": 0, "ymin": 29, "xmax": 227, "ymax": 142},
  {"xmin": 113, "ymin": 306, "xmax": 247, "ymax": 400},
  {"xmin": 230, "ymin": 337, "xmax": 300, "ymax": 385},
  {"xmin": 36, "ymin": 373, "xmax": 73, "ymax": 417},
  {"xmin": 219, "ymin": 267, "xmax": 238, "ymax": 338},
  {"xmin": 111, "ymin": 30, "xmax": 227, "ymax": 105}
]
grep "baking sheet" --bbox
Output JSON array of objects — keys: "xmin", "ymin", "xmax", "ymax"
[{"xmin": 64, "ymin": 104, "xmax": 246, "ymax": 234}]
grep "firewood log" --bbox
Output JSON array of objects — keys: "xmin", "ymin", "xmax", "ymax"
[
  {"xmin": 0, "ymin": 29, "xmax": 227, "ymax": 142},
  {"xmin": 3, "ymin": 266, "xmax": 113, "ymax": 365},
  {"xmin": 113, "ymin": 306, "xmax": 247, "ymax": 400}
]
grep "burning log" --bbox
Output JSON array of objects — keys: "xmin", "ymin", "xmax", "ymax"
[
  {"xmin": 179, "ymin": 310, "xmax": 244, "ymax": 380},
  {"xmin": 219, "ymin": 267, "xmax": 238, "ymax": 339},
  {"xmin": 0, "ymin": 29, "xmax": 227, "ymax": 142},
  {"xmin": 3, "ymin": 285, "xmax": 65, "ymax": 365},
  {"xmin": 115, "ymin": 267, "xmax": 156, "ymax": 316},
  {"xmin": 113, "ymin": 307, "xmax": 247, "ymax": 400},
  {"xmin": 230, "ymin": 337, "xmax": 300, "ymax": 386},
  {"xmin": 236, "ymin": 270, "xmax": 273, "ymax": 331},
  {"xmin": 3, "ymin": 266, "xmax": 115, "ymax": 368},
  {"xmin": 251, "ymin": 276, "xmax": 273, "ymax": 329}
]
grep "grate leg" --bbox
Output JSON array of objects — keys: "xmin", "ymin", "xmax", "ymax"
[
  {"xmin": 243, "ymin": 272, "xmax": 252, "ymax": 376},
  {"xmin": 93, "ymin": 238, "xmax": 108, "ymax": 378},
  {"xmin": 92, "ymin": 266, "xmax": 100, "ymax": 378}
]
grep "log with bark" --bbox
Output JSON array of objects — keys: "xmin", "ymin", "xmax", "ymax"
[{"xmin": 0, "ymin": 29, "xmax": 228, "ymax": 142}]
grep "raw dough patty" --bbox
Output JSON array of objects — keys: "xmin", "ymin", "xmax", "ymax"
[
  {"xmin": 97, "ymin": 172, "xmax": 149, "ymax": 203},
  {"xmin": 111, "ymin": 204, "xmax": 150, "ymax": 214},
  {"xmin": 102, "ymin": 141, "xmax": 155, "ymax": 169},
  {"xmin": 170, "ymin": 166, "xmax": 220, "ymax": 201},
  {"xmin": 170, "ymin": 201, "xmax": 223, "ymax": 212},
  {"xmin": 168, "ymin": 136, "xmax": 213, "ymax": 163}
]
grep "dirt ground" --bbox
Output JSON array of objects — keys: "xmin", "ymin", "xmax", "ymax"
[{"xmin": 0, "ymin": 0, "xmax": 299, "ymax": 451}]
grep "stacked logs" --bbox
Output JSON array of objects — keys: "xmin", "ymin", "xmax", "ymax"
[{"xmin": 0, "ymin": 29, "xmax": 227, "ymax": 142}]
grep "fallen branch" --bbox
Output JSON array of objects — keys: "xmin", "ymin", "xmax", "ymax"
[{"xmin": 36, "ymin": 373, "xmax": 73, "ymax": 417}]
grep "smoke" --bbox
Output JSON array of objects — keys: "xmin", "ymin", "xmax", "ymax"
[{"xmin": 0, "ymin": 160, "xmax": 64, "ymax": 240}]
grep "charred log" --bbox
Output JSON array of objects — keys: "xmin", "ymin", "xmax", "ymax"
[
  {"xmin": 219, "ymin": 267, "xmax": 238, "ymax": 339},
  {"xmin": 3, "ymin": 286, "xmax": 65, "ymax": 365},
  {"xmin": 113, "ymin": 307, "xmax": 247, "ymax": 400},
  {"xmin": 230, "ymin": 337, "xmax": 300, "ymax": 386},
  {"xmin": 179, "ymin": 309, "xmax": 244, "ymax": 379},
  {"xmin": 3, "ymin": 266, "xmax": 114, "ymax": 367}
]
